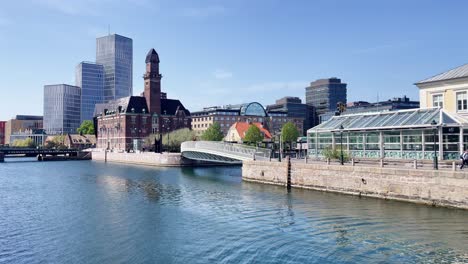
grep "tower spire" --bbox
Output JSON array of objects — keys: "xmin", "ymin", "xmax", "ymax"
[{"xmin": 143, "ymin": 48, "xmax": 162, "ymax": 114}]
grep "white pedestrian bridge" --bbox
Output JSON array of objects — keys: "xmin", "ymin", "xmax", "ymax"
[{"xmin": 181, "ymin": 141, "xmax": 272, "ymax": 164}]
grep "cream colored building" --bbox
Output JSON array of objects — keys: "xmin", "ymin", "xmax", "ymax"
[{"xmin": 416, "ymin": 64, "xmax": 468, "ymax": 118}]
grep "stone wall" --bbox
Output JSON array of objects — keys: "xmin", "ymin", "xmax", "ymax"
[
  {"xmin": 242, "ymin": 160, "xmax": 468, "ymax": 210},
  {"xmin": 92, "ymin": 151, "xmax": 192, "ymax": 167}
]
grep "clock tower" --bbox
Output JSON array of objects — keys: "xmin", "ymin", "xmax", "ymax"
[{"xmin": 143, "ymin": 48, "xmax": 162, "ymax": 114}]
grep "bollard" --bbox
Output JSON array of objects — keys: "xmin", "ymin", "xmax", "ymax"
[
  {"xmin": 253, "ymin": 152, "xmax": 256, "ymax": 161},
  {"xmin": 351, "ymin": 158, "xmax": 355, "ymax": 166},
  {"xmin": 305, "ymin": 155, "xmax": 308, "ymax": 164},
  {"xmin": 326, "ymin": 158, "xmax": 330, "ymax": 165},
  {"xmin": 413, "ymin": 160, "xmax": 417, "ymax": 169},
  {"xmin": 452, "ymin": 161, "xmax": 456, "ymax": 171},
  {"xmin": 380, "ymin": 159, "xmax": 384, "ymax": 168}
]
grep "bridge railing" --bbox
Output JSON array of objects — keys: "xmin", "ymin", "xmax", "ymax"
[{"xmin": 181, "ymin": 141, "xmax": 272, "ymax": 160}]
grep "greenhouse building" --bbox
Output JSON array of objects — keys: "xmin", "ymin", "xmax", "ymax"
[{"xmin": 307, "ymin": 107, "xmax": 468, "ymax": 160}]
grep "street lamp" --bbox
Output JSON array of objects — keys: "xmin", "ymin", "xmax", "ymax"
[
  {"xmin": 339, "ymin": 125, "xmax": 344, "ymax": 165},
  {"xmin": 431, "ymin": 119, "xmax": 438, "ymax": 170},
  {"xmin": 298, "ymin": 138, "xmax": 303, "ymax": 159}
]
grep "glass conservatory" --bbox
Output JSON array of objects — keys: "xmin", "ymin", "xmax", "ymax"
[{"xmin": 307, "ymin": 108, "xmax": 468, "ymax": 160}]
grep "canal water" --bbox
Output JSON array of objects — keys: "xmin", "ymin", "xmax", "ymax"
[{"xmin": 0, "ymin": 160, "xmax": 467, "ymax": 264}]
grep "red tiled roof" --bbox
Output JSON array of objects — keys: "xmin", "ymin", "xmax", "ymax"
[{"xmin": 234, "ymin": 122, "xmax": 272, "ymax": 139}]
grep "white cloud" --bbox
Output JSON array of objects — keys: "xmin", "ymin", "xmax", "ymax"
[
  {"xmin": 213, "ymin": 69, "xmax": 233, "ymax": 79},
  {"xmin": 180, "ymin": 5, "xmax": 226, "ymax": 18}
]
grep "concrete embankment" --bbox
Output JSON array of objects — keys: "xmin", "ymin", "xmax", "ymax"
[
  {"xmin": 242, "ymin": 160, "xmax": 468, "ymax": 210},
  {"xmin": 92, "ymin": 151, "xmax": 194, "ymax": 166}
]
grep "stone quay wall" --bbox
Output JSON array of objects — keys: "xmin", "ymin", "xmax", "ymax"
[
  {"xmin": 242, "ymin": 160, "xmax": 468, "ymax": 210},
  {"xmin": 92, "ymin": 151, "xmax": 192, "ymax": 167}
]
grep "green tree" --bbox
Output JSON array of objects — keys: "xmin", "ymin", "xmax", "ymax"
[
  {"xmin": 145, "ymin": 128, "xmax": 196, "ymax": 152},
  {"xmin": 77, "ymin": 120, "xmax": 95, "ymax": 135},
  {"xmin": 201, "ymin": 122, "xmax": 224, "ymax": 141},
  {"xmin": 243, "ymin": 125, "xmax": 263, "ymax": 144},
  {"xmin": 12, "ymin": 138, "xmax": 36, "ymax": 148},
  {"xmin": 44, "ymin": 135, "xmax": 67, "ymax": 149},
  {"xmin": 281, "ymin": 122, "xmax": 300, "ymax": 150}
]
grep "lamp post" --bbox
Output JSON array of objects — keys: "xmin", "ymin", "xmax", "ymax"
[
  {"xmin": 279, "ymin": 132, "xmax": 283, "ymax": 162},
  {"xmin": 431, "ymin": 120, "xmax": 438, "ymax": 170},
  {"xmin": 339, "ymin": 125, "xmax": 344, "ymax": 165},
  {"xmin": 298, "ymin": 138, "xmax": 303, "ymax": 159}
]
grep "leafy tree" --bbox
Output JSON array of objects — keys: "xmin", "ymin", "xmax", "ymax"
[
  {"xmin": 77, "ymin": 120, "xmax": 95, "ymax": 135},
  {"xmin": 145, "ymin": 128, "xmax": 196, "ymax": 152},
  {"xmin": 44, "ymin": 135, "xmax": 67, "ymax": 149},
  {"xmin": 243, "ymin": 125, "xmax": 263, "ymax": 144},
  {"xmin": 201, "ymin": 122, "xmax": 224, "ymax": 141},
  {"xmin": 12, "ymin": 138, "xmax": 36, "ymax": 148},
  {"xmin": 281, "ymin": 122, "xmax": 300, "ymax": 150}
]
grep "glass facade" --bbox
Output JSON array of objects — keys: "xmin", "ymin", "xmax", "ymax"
[
  {"xmin": 96, "ymin": 34, "xmax": 133, "ymax": 102},
  {"xmin": 240, "ymin": 102, "xmax": 267, "ymax": 117},
  {"xmin": 43, "ymin": 84, "xmax": 81, "ymax": 135},
  {"xmin": 76, "ymin": 62, "xmax": 104, "ymax": 122},
  {"xmin": 307, "ymin": 108, "xmax": 467, "ymax": 160},
  {"xmin": 305, "ymin": 78, "xmax": 347, "ymax": 119}
]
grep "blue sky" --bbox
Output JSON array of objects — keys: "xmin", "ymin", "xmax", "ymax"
[{"xmin": 1, "ymin": 0, "xmax": 468, "ymax": 120}]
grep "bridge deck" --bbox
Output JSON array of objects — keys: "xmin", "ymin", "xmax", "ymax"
[{"xmin": 181, "ymin": 141, "xmax": 272, "ymax": 163}]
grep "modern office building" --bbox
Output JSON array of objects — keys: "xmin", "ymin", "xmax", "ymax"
[
  {"xmin": 43, "ymin": 84, "xmax": 81, "ymax": 135},
  {"xmin": 266, "ymin": 96, "xmax": 315, "ymax": 134},
  {"xmin": 319, "ymin": 96, "xmax": 420, "ymax": 123},
  {"xmin": 191, "ymin": 102, "xmax": 304, "ymax": 136},
  {"xmin": 4, "ymin": 115, "xmax": 43, "ymax": 145},
  {"xmin": 0, "ymin": 121, "xmax": 5, "ymax": 145},
  {"xmin": 305, "ymin": 78, "xmax": 347, "ymax": 124},
  {"xmin": 95, "ymin": 48, "xmax": 191, "ymax": 151},
  {"xmin": 96, "ymin": 34, "xmax": 133, "ymax": 102},
  {"xmin": 76, "ymin": 62, "xmax": 104, "ymax": 122}
]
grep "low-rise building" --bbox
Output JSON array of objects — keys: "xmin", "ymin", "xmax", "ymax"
[
  {"xmin": 191, "ymin": 102, "xmax": 303, "ymax": 137},
  {"xmin": 10, "ymin": 129, "xmax": 47, "ymax": 146},
  {"xmin": 4, "ymin": 115, "xmax": 43, "ymax": 145},
  {"xmin": 416, "ymin": 63, "xmax": 468, "ymax": 118},
  {"xmin": 225, "ymin": 122, "xmax": 272, "ymax": 143}
]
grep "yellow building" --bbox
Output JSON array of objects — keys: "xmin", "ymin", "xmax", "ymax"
[{"xmin": 415, "ymin": 64, "xmax": 468, "ymax": 118}]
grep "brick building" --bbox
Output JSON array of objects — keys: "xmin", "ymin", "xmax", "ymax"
[
  {"xmin": 95, "ymin": 49, "xmax": 191, "ymax": 151},
  {"xmin": 0, "ymin": 121, "xmax": 5, "ymax": 145}
]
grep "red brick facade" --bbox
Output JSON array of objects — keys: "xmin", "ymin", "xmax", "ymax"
[
  {"xmin": 0, "ymin": 121, "xmax": 5, "ymax": 145},
  {"xmin": 96, "ymin": 49, "xmax": 191, "ymax": 151}
]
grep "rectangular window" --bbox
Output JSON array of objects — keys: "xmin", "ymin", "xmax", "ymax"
[
  {"xmin": 432, "ymin": 94, "xmax": 443, "ymax": 108},
  {"xmin": 457, "ymin": 92, "xmax": 467, "ymax": 111}
]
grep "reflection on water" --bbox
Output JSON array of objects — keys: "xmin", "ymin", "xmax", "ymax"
[{"xmin": 0, "ymin": 160, "xmax": 467, "ymax": 264}]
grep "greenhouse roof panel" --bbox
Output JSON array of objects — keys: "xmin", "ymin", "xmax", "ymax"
[{"xmin": 308, "ymin": 108, "xmax": 465, "ymax": 133}]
